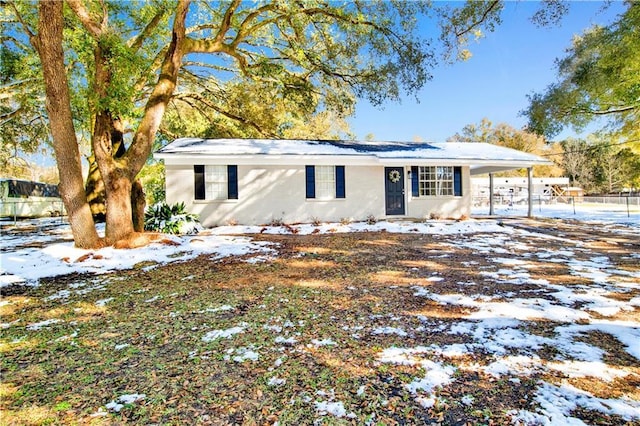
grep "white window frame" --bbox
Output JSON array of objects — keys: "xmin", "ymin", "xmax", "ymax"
[
  {"xmin": 315, "ymin": 165, "xmax": 336, "ymax": 200},
  {"xmin": 418, "ymin": 166, "xmax": 454, "ymax": 196},
  {"xmin": 205, "ymin": 165, "xmax": 228, "ymax": 200}
]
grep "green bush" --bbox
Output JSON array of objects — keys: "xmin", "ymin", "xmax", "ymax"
[
  {"xmin": 144, "ymin": 202, "xmax": 200, "ymax": 235},
  {"xmin": 139, "ymin": 162, "xmax": 166, "ymax": 205}
]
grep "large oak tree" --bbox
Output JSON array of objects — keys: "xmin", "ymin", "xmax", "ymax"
[{"xmin": 4, "ymin": 0, "xmax": 517, "ymax": 248}]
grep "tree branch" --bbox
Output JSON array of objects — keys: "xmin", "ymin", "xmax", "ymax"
[
  {"xmin": 213, "ymin": 0, "xmax": 241, "ymax": 45},
  {"xmin": 125, "ymin": 0, "xmax": 191, "ymax": 176},
  {"xmin": 454, "ymin": 0, "xmax": 501, "ymax": 38},
  {"xmin": 0, "ymin": 106, "xmax": 23, "ymax": 125},
  {"xmin": 132, "ymin": 45, "xmax": 169, "ymax": 95},
  {"xmin": 173, "ymin": 92, "xmax": 276, "ymax": 137},
  {"xmin": 7, "ymin": 1, "xmax": 35, "ymax": 40},
  {"xmin": 570, "ymin": 103, "xmax": 638, "ymax": 116},
  {"xmin": 66, "ymin": 0, "xmax": 105, "ymax": 38},
  {"xmin": 232, "ymin": 3, "xmax": 279, "ymax": 48},
  {"xmin": 127, "ymin": 7, "xmax": 168, "ymax": 52}
]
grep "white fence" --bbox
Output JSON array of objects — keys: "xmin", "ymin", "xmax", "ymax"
[
  {"xmin": 0, "ymin": 199, "xmax": 66, "ymax": 222},
  {"xmin": 580, "ymin": 196, "xmax": 640, "ymax": 206},
  {"xmin": 473, "ymin": 195, "xmax": 640, "ymax": 219}
]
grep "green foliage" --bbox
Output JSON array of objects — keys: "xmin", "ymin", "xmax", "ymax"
[
  {"xmin": 138, "ymin": 162, "xmax": 165, "ymax": 205},
  {"xmin": 144, "ymin": 202, "xmax": 200, "ymax": 235},
  {"xmin": 437, "ymin": 0, "xmax": 504, "ymax": 61},
  {"xmin": 163, "ymin": 79, "xmax": 355, "ymax": 141},
  {"xmin": 448, "ymin": 118, "xmax": 565, "ymax": 177},
  {"xmin": 560, "ymin": 135, "xmax": 640, "ymax": 193},
  {"xmin": 0, "ymin": 21, "xmax": 50, "ymax": 174},
  {"xmin": 2, "ymin": 0, "xmax": 563, "ymax": 245},
  {"xmin": 524, "ymin": 3, "xmax": 640, "ymax": 142}
]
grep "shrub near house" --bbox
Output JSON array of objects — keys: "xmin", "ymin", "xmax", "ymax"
[{"xmin": 144, "ymin": 202, "xmax": 200, "ymax": 235}]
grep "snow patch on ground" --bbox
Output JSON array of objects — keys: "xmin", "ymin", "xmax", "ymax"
[
  {"xmin": 105, "ymin": 393, "xmax": 145, "ymax": 413},
  {"xmin": 202, "ymin": 325, "xmax": 246, "ymax": 342},
  {"xmin": 2, "ymin": 214, "xmax": 639, "ymax": 424}
]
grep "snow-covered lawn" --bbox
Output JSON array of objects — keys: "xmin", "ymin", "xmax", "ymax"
[
  {"xmin": 472, "ymin": 201, "xmax": 640, "ymax": 226},
  {"xmin": 1, "ymin": 215, "xmax": 638, "ymax": 425}
]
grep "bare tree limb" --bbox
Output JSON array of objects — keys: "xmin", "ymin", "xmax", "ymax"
[
  {"xmin": 67, "ymin": 0, "xmax": 105, "ymax": 38},
  {"xmin": 7, "ymin": 1, "xmax": 35, "ymax": 39}
]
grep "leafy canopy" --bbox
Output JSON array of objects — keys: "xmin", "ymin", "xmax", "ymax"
[{"xmin": 523, "ymin": 2, "xmax": 640, "ymax": 144}]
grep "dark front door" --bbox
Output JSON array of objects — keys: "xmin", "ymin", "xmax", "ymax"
[{"xmin": 385, "ymin": 167, "xmax": 405, "ymax": 215}]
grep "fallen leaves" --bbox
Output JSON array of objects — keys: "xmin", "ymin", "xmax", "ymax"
[{"xmin": 1, "ymin": 219, "xmax": 639, "ymax": 425}]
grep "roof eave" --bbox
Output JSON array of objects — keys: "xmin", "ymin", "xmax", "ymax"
[{"xmin": 154, "ymin": 152, "xmax": 552, "ymax": 170}]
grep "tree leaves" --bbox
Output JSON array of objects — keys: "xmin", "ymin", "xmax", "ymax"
[{"xmin": 523, "ymin": 3, "xmax": 640, "ymax": 141}]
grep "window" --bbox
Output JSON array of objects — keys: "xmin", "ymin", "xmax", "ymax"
[
  {"xmin": 206, "ymin": 165, "xmax": 228, "ymax": 200},
  {"xmin": 305, "ymin": 165, "xmax": 345, "ymax": 199},
  {"xmin": 315, "ymin": 166, "xmax": 335, "ymax": 199},
  {"xmin": 194, "ymin": 165, "xmax": 238, "ymax": 200},
  {"xmin": 411, "ymin": 166, "xmax": 462, "ymax": 197}
]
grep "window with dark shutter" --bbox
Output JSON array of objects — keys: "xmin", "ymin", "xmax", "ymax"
[
  {"xmin": 335, "ymin": 166, "xmax": 345, "ymax": 198},
  {"xmin": 227, "ymin": 165, "xmax": 238, "ymax": 199},
  {"xmin": 454, "ymin": 166, "xmax": 462, "ymax": 196},
  {"xmin": 305, "ymin": 165, "xmax": 315, "ymax": 198},
  {"xmin": 194, "ymin": 165, "xmax": 205, "ymax": 200},
  {"xmin": 411, "ymin": 166, "xmax": 419, "ymax": 197}
]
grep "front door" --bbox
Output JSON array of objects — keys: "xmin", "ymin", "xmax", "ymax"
[{"xmin": 385, "ymin": 167, "xmax": 405, "ymax": 215}]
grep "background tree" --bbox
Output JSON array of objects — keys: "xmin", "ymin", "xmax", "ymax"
[
  {"xmin": 523, "ymin": 2, "xmax": 639, "ymax": 149},
  {"xmin": 162, "ymin": 78, "xmax": 354, "ymax": 141},
  {"xmin": 557, "ymin": 135, "xmax": 640, "ymax": 193},
  {"xmin": 588, "ymin": 136, "xmax": 640, "ymax": 194},
  {"xmin": 4, "ymin": 0, "xmax": 552, "ymax": 248},
  {"xmin": 0, "ymin": 38, "xmax": 52, "ymax": 180},
  {"xmin": 448, "ymin": 118, "xmax": 565, "ymax": 177},
  {"xmin": 560, "ymin": 138, "xmax": 594, "ymax": 190}
]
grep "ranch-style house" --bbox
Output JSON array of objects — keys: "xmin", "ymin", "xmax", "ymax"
[{"xmin": 155, "ymin": 138, "xmax": 551, "ymax": 227}]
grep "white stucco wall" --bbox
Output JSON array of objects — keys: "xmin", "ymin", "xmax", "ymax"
[
  {"xmin": 407, "ymin": 167, "xmax": 471, "ymax": 219},
  {"xmin": 164, "ymin": 163, "xmax": 470, "ymax": 227}
]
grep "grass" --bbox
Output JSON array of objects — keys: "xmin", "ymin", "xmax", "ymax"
[{"xmin": 1, "ymin": 219, "xmax": 639, "ymax": 425}]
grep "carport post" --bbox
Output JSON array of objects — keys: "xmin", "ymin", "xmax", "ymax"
[
  {"xmin": 489, "ymin": 173, "xmax": 494, "ymax": 216},
  {"xmin": 527, "ymin": 167, "xmax": 533, "ymax": 218}
]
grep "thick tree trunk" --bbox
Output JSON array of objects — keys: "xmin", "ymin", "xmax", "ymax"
[
  {"xmin": 85, "ymin": 120, "xmax": 126, "ymax": 222},
  {"xmin": 85, "ymin": 156, "xmax": 106, "ymax": 222},
  {"xmin": 87, "ymin": 160, "xmax": 146, "ymax": 229},
  {"xmin": 33, "ymin": 0, "xmax": 102, "ymax": 249},
  {"xmin": 131, "ymin": 180, "xmax": 146, "ymax": 232},
  {"xmin": 104, "ymin": 172, "xmax": 135, "ymax": 243},
  {"xmin": 91, "ymin": 111, "xmax": 133, "ymax": 244},
  {"xmin": 89, "ymin": 113, "xmax": 146, "ymax": 242}
]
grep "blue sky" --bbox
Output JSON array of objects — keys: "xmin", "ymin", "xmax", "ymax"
[{"xmin": 348, "ymin": 1, "xmax": 626, "ymax": 143}]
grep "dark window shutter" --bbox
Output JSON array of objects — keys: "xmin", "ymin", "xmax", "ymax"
[
  {"xmin": 305, "ymin": 165, "xmax": 315, "ymax": 198},
  {"xmin": 454, "ymin": 166, "xmax": 462, "ymax": 196},
  {"xmin": 335, "ymin": 166, "xmax": 345, "ymax": 198},
  {"xmin": 227, "ymin": 165, "xmax": 238, "ymax": 199},
  {"xmin": 411, "ymin": 166, "xmax": 419, "ymax": 197},
  {"xmin": 194, "ymin": 165, "xmax": 205, "ymax": 200}
]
